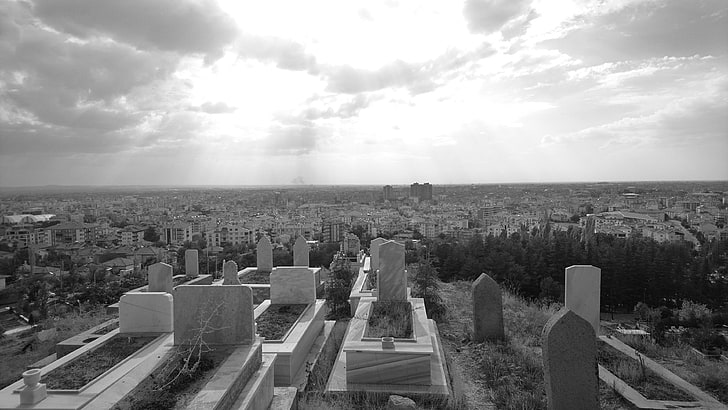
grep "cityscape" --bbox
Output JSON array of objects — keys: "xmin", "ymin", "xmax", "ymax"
[{"xmin": 1, "ymin": 0, "xmax": 727, "ymax": 408}]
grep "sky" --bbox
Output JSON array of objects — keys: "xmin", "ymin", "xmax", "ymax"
[{"xmin": 0, "ymin": 0, "xmax": 726, "ymax": 187}]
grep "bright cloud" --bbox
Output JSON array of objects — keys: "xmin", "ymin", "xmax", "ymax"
[{"xmin": 0, "ymin": 0, "xmax": 726, "ymax": 186}]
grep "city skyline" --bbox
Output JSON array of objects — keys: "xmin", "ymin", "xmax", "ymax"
[{"xmin": 1, "ymin": 0, "xmax": 727, "ymax": 187}]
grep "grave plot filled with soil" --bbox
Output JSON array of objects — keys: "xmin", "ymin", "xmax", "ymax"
[
  {"xmin": 239, "ymin": 270, "xmax": 270, "ymax": 284},
  {"xmin": 598, "ymin": 341, "xmax": 693, "ymax": 401},
  {"xmin": 364, "ymin": 300, "xmax": 413, "ymax": 339},
  {"xmin": 256, "ymin": 304, "xmax": 308, "ymax": 340},
  {"xmin": 111, "ymin": 346, "xmax": 236, "ymax": 410},
  {"xmin": 44, "ymin": 335, "xmax": 157, "ymax": 390}
]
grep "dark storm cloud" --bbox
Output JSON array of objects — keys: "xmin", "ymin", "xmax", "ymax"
[
  {"xmin": 237, "ymin": 34, "xmax": 318, "ymax": 72},
  {"xmin": 543, "ymin": 0, "xmax": 728, "ymax": 64},
  {"xmin": 463, "ymin": 0, "xmax": 532, "ymax": 34},
  {"xmin": 32, "ymin": 0, "xmax": 238, "ymax": 61},
  {"xmin": 0, "ymin": 1, "xmax": 180, "ymax": 156}
]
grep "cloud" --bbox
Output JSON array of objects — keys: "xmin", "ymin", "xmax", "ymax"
[
  {"xmin": 32, "ymin": 0, "xmax": 238, "ymax": 61},
  {"xmin": 237, "ymin": 34, "xmax": 317, "ymax": 72},
  {"xmin": 543, "ymin": 0, "xmax": 728, "ymax": 64},
  {"xmin": 198, "ymin": 101, "xmax": 236, "ymax": 114},
  {"xmin": 264, "ymin": 116, "xmax": 323, "ymax": 155},
  {"xmin": 463, "ymin": 0, "xmax": 532, "ymax": 34},
  {"xmin": 323, "ymin": 60, "xmax": 434, "ymax": 94}
]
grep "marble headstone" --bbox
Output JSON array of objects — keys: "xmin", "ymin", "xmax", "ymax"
[
  {"xmin": 222, "ymin": 260, "xmax": 241, "ymax": 285},
  {"xmin": 257, "ymin": 236, "xmax": 273, "ymax": 273},
  {"xmin": 565, "ymin": 265, "xmax": 601, "ymax": 334},
  {"xmin": 185, "ymin": 249, "xmax": 199, "ymax": 277},
  {"xmin": 542, "ymin": 308, "xmax": 598, "ymax": 410},
  {"xmin": 270, "ymin": 267, "xmax": 315, "ymax": 304},
  {"xmin": 148, "ymin": 262, "xmax": 173, "ymax": 293},
  {"xmin": 370, "ymin": 237, "xmax": 388, "ymax": 272},
  {"xmin": 472, "ymin": 273, "xmax": 504, "ymax": 341},
  {"xmin": 174, "ymin": 285, "xmax": 254, "ymax": 345},
  {"xmin": 293, "ymin": 236, "xmax": 309, "ymax": 267},
  {"xmin": 377, "ymin": 241, "xmax": 406, "ymax": 301},
  {"xmin": 119, "ymin": 292, "xmax": 173, "ymax": 333}
]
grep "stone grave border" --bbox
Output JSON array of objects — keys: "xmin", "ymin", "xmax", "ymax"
[
  {"xmin": 254, "ymin": 298, "xmax": 327, "ymax": 386},
  {"xmin": 0, "ymin": 330, "xmax": 169, "ymax": 410},
  {"xmin": 18, "ymin": 329, "xmax": 164, "ymax": 394},
  {"xmin": 55, "ymin": 317, "xmax": 119, "ymax": 359},
  {"xmin": 598, "ymin": 335, "xmax": 725, "ymax": 409},
  {"xmin": 327, "ymin": 297, "xmax": 449, "ymax": 397}
]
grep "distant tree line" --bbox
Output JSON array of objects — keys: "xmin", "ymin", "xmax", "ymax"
[{"xmin": 426, "ymin": 225, "xmax": 728, "ymax": 311}]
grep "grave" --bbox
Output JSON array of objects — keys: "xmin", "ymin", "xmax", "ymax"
[
  {"xmin": 255, "ymin": 265, "xmax": 328, "ymax": 387},
  {"xmin": 237, "ymin": 265, "xmax": 326, "ymax": 305},
  {"xmin": 119, "ymin": 292, "xmax": 173, "ymax": 333},
  {"xmin": 542, "ymin": 308, "xmax": 598, "ymax": 410},
  {"xmin": 329, "ymin": 242, "xmax": 448, "ymax": 397},
  {"xmin": 565, "ymin": 265, "xmax": 601, "ymax": 334},
  {"xmin": 377, "ymin": 241, "xmax": 407, "ymax": 301},
  {"xmin": 472, "ymin": 273, "xmax": 504, "ymax": 342},
  {"xmin": 369, "ymin": 237, "xmax": 388, "ymax": 273},
  {"xmin": 147, "ymin": 262, "xmax": 173, "ymax": 293},
  {"xmin": 222, "ymin": 259, "xmax": 242, "ymax": 285},
  {"xmin": 293, "ymin": 235, "xmax": 310, "ymax": 267},
  {"xmin": 185, "ymin": 248, "xmax": 199, "ymax": 277},
  {"xmin": 257, "ymin": 235, "xmax": 273, "ymax": 273},
  {"xmin": 55, "ymin": 318, "xmax": 119, "ymax": 358}
]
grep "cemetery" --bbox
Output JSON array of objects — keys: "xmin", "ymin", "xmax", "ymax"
[{"xmin": 1, "ymin": 238, "xmax": 726, "ymax": 410}]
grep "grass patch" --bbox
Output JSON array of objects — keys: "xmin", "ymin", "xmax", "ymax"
[
  {"xmin": 598, "ymin": 341, "xmax": 693, "ymax": 401},
  {"xmin": 476, "ymin": 342, "xmax": 546, "ymax": 409},
  {"xmin": 616, "ymin": 333, "xmax": 728, "ymax": 404},
  {"xmin": 364, "ymin": 300, "xmax": 413, "ymax": 339},
  {"xmin": 239, "ymin": 270, "xmax": 270, "ymax": 284},
  {"xmin": 256, "ymin": 304, "xmax": 307, "ymax": 340},
  {"xmin": 44, "ymin": 335, "xmax": 156, "ymax": 390},
  {"xmin": 305, "ymin": 320, "xmax": 349, "ymax": 392}
]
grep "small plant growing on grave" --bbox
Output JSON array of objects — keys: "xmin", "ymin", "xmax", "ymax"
[
  {"xmin": 325, "ymin": 252, "xmax": 354, "ymax": 319},
  {"xmin": 152, "ymin": 300, "xmax": 227, "ymax": 398},
  {"xmin": 411, "ymin": 258, "xmax": 445, "ymax": 321}
]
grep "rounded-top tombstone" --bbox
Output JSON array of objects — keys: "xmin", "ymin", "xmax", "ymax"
[
  {"xmin": 542, "ymin": 308, "xmax": 598, "ymax": 410},
  {"xmin": 472, "ymin": 273, "xmax": 504, "ymax": 342}
]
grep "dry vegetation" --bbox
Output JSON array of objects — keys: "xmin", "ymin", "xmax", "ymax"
[{"xmin": 0, "ymin": 306, "xmax": 115, "ymax": 389}]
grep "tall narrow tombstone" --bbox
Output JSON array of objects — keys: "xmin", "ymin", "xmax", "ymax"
[
  {"xmin": 185, "ymin": 249, "xmax": 199, "ymax": 277},
  {"xmin": 472, "ymin": 273, "xmax": 504, "ymax": 341},
  {"xmin": 370, "ymin": 237, "xmax": 388, "ymax": 272},
  {"xmin": 293, "ymin": 236, "xmax": 309, "ymax": 267},
  {"xmin": 270, "ymin": 267, "xmax": 316, "ymax": 304},
  {"xmin": 257, "ymin": 236, "xmax": 273, "ymax": 273},
  {"xmin": 377, "ymin": 241, "xmax": 406, "ymax": 301},
  {"xmin": 148, "ymin": 262, "xmax": 173, "ymax": 293},
  {"xmin": 565, "ymin": 265, "xmax": 601, "ymax": 334},
  {"xmin": 174, "ymin": 284, "xmax": 255, "ymax": 345},
  {"xmin": 222, "ymin": 260, "xmax": 241, "ymax": 285},
  {"xmin": 542, "ymin": 308, "xmax": 598, "ymax": 410}
]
